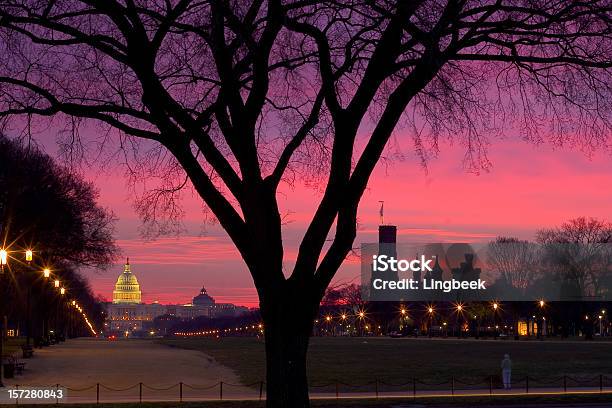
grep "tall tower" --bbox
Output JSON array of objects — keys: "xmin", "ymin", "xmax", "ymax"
[{"xmin": 370, "ymin": 203, "xmax": 399, "ymax": 300}]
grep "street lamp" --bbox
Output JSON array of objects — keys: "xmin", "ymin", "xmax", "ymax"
[
  {"xmin": 454, "ymin": 303, "xmax": 465, "ymax": 337},
  {"xmin": 0, "ymin": 248, "xmax": 7, "ymax": 273},
  {"xmin": 427, "ymin": 306, "xmax": 435, "ymax": 338},
  {"xmin": 60, "ymin": 288, "xmax": 66, "ymax": 295},
  {"xmin": 43, "ymin": 268, "xmax": 50, "ymax": 278},
  {"xmin": 54, "ymin": 279, "xmax": 60, "ymax": 288},
  {"xmin": 0, "ymin": 249, "xmax": 6, "ymax": 386},
  {"xmin": 537, "ymin": 300, "xmax": 545, "ymax": 339},
  {"xmin": 599, "ymin": 315, "xmax": 603, "ymax": 335},
  {"xmin": 492, "ymin": 302, "xmax": 499, "ymax": 338},
  {"xmin": 24, "ymin": 250, "xmax": 34, "ymax": 347}
]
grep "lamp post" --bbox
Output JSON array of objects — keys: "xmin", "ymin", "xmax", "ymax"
[
  {"xmin": 537, "ymin": 300, "xmax": 545, "ymax": 339},
  {"xmin": 357, "ymin": 310, "xmax": 365, "ymax": 336},
  {"xmin": 59, "ymin": 288, "xmax": 66, "ymax": 341},
  {"xmin": 599, "ymin": 315, "xmax": 603, "ymax": 336},
  {"xmin": 455, "ymin": 303, "xmax": 464, "ymax": 338},
  {"xmin": 0, "ymin": 249, "xmax": 7, "ymax": 272},
  {"xmin": 25, "ymin": 250, "xmax": 33, "ymax": 347},
  {"xmin": 0, "ymin": 248, "xmax": 8, "ymax": 387},
  {"xmin": 492, "ymin": 302, "xmax": 499, "ymax": 339},
  {"xmin": 41, "ymin": 268, "xmax": 50, "ymax": 344},
  {"xmin": 427, "ymin": 306, "xmax": 434, "ymax": 338}
]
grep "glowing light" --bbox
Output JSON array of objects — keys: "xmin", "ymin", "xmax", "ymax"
[
  {"xmin": 492, "ymin": 302, "xmax": 499, "ymax": 310},
  {"xmin": 427, "ymin": 306, "xmax": 434, "ymax": 314},
  {"xmin": 341, "ymin": 314, "xmax": 347, "ymax": 320},
  {"xmin": 325, "ymin": 315, "xmax": 331, "ymax": 322},
  {"xmin": 25, "ymin": 250, "xmax": 33, "ymax": 262},
  {"xmin": 400, "ymin": 308, "xmax": 406, "ymax": 315},
  {"xmin": 54, "ymin": 279, "xmax": 60, "ymax": 288},
  {"xmin": 539, "ymin": 300, "xmax": 545, "ymax": 308},
  {"xmin": 0, "ymin": 249, "xmax": 7, "ymax": 266},
  {"xmin": 43, "ymin": 268, "xmax": 50, "ymax": 278},
  {"xmin": 60, "ymin": 287, "xmax": 66, "ymax": 295}
]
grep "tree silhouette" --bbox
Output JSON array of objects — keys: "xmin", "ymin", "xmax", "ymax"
[
  {"xmin": 0, "ymin": 1, "xmax": 610, "ymax": 406},
  {"xmin": 487, "ymin": 237, "xmax": 540, "ymax": 294},
  {"xmin": 537, "ymin": 217, "xmax": 612, "ymax": 298},
  {"xmin": 0, "ymin": 135, "xmax": 117, "ymax": 346}
]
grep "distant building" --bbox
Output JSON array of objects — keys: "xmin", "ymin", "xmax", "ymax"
[{"xmin": 104, "ymin": 260, "xmax": 248, "ymax": 335}]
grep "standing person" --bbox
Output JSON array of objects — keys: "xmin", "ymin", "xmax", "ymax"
[{"xmin": 501, "ymin": 354, "xmax": 512, "ymax": 389}]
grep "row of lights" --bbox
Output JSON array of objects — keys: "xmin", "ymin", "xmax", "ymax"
[
  {"xmin": 1, "ymin": 247, "xmax": 96, "ymax": 335},
  {"xmin": 176, "ymin": 324, "xmax": 264, "ymax": 337}
]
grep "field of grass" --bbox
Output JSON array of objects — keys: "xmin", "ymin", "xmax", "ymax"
[{"xmin": 160, "ymin": 337, "xmax": 612, "ymax": 389}]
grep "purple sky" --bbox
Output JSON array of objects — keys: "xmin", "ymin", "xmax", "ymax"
[{"xmin": 66, "ymin": 136, "xmax": 612, "ymax": 308}]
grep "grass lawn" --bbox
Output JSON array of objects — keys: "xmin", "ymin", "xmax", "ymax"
[{"xmin": 160, "ymin": 337, "xmax": 612, "ymax": 390}]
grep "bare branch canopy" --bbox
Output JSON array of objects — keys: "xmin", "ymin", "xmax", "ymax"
[{"xmin": 0, "ymin": 2, "xmax": 610, "ymax": 404}]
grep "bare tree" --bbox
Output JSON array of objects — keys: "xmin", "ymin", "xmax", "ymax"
[
  {"xmin": 537, "ymin": 217, "xmax": 612, "ymax": 298},
  {"xmin": 0, "ymin": 1, "xmax": 610, "ymax": 406},
  {"xmin": 487, "ymin": 237, "xmax": 539, "ymax": 292}
]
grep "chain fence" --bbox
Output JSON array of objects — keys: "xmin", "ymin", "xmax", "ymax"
[{"xmin": 7, "ymin": 375, "xmax": 612, "ymax": 403}]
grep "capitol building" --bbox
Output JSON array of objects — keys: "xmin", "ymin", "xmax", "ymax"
[{"xmin": 105, "ymin": 259, "xmax": 248, "ymax": 334}]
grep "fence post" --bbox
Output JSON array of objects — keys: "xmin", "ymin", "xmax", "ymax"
[
  {"xmin": 139, "ymin": 382, "xmax": 142, "ymax": 403},
  {"xmin": 489, "ymin": 375, "xmax": 492, "ymax": 395},
  {"xmin": 259, "ymin": 381, "xmax": 263, "ymax": 401},
  {"xmin": 96, "ymin": 383, "xmax": 100, "ymax": 404},
  {"xmin": 451, "ymin": 376, "xmax": 455, "ymax": 396},
  {"xmin": 526, "ymin": 376, "xmax": 529, "ymax": 394},
  {"xmin": 563, "ymin": 375, "xmax": 567, "ymax": 393},
  {"xmin": 600, "ymin": 374, "xmax": 603, "ymax": 393},
  {"xmin": 219, "ymin": 382, "xmax": 223, "ymax": 400},
  {"xmin": 179, "ymin": 382, "xmax": 183, "ymax": 403},
  {"xmin": 375, "ymin": 378, "xmax": 379, "ymax": 399}
]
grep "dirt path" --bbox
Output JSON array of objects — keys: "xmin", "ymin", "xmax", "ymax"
[{"xmin": 4, "ymin": 338, "xmax": 256, "ymax": 402}]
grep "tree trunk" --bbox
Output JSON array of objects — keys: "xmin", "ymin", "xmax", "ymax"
[{"xmin": 261, "ymin": 290, "xmax": 317, "ymax": 408}]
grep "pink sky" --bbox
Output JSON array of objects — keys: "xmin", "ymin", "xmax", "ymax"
[{"xmin": 74, "ymin": 137, "xmax": 612, "ymax": 308}]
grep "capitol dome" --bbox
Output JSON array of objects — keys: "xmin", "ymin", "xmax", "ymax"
[
  {"xmin": 193, "ymin": 286, "xmax": 215, "ymax": 306},
  {"xmin": 112, "ymin": 259, "xmax": 142, "ymax": 304}
]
